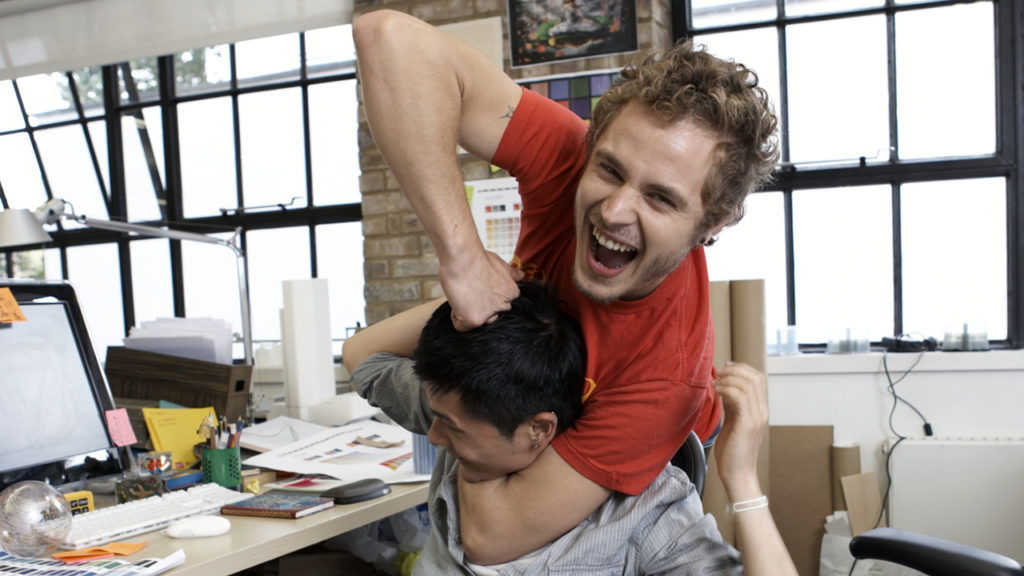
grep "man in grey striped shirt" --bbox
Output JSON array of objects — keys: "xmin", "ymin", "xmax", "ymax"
[{"xmin": 343, "ymin": 282, "xmax": 795, "ymax": 574}]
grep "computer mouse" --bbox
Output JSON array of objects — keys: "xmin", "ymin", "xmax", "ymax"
[{"xmin": 165, "ymin": 515, "xmax": 232, "ymax": 538}]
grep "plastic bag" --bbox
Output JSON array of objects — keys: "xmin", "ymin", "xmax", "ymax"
[{"xmin": 325, "ymin": 504, "xmax": 430, "ymax": 576}]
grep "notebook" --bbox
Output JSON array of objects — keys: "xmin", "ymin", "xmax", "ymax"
[{"xmin": 219, "ymin": 491, "xmax": 335, "ymax": 519}]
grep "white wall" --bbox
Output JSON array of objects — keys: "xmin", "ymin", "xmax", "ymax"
[{"xmin": 766, "ymin": 349, "xmax": 1024, "ymax": 495}]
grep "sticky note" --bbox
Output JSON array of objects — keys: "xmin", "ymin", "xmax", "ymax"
[
  {"xmin": 105, "ymin": 408, "xmax": 138, "ymax": 447},
  {"xmin": 0, "ymin": 287, "xmax": 26, "ymax": 323}
]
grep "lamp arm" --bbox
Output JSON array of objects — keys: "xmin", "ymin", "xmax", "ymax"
[{"xmin": 71, "ymin": 215, "xmax": 243, "ymax": 258}]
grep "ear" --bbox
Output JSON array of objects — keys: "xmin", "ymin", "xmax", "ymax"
[{"xmin": 528, "ymin": 412, "xmax": 559, "ymax": 449}]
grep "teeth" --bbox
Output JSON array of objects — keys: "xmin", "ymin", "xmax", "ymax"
[{"xmin": 593, "ymin": 230, "xmax": 636, "ymax": 253}]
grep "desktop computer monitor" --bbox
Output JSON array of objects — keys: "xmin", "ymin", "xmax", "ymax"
[{"xmin": 0, "ymin": 280, "xmax": 125, "ymax": 492}]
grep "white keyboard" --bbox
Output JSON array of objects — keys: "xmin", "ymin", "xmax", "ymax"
[{"xmin": 63, "ymin": 483, "xmax": 255, "ymax": 549}]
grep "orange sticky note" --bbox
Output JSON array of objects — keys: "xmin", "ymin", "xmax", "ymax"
[
  {"xmin": 0, "ymin": 287, "xmax": 26, "ymax": 323},
  {"xmin": 105, "ymin": 408, "xmax": 138, "ymax": 447},
  {"xmin": 53, "ymin": 541, "xmax": 148, "ymax": 562}
]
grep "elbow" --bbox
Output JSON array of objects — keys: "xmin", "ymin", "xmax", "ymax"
[
  {"xmin": 341, "ymin": 337, "xmax": 364, "ymax": 375},
  {"xmin": 353, "ymin": 9, "xmax": 413, "ymax": 55}
]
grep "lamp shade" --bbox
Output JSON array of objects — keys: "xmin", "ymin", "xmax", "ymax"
[{"xmin": 0, "ymin": 208, "xmax": 52, "ymax": 248}]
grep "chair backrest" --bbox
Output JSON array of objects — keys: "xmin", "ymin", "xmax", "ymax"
[
  {"xmin": 850, "ymin": 527, "xmax": 1024, "ymax": 576},
  {"xmin": 671, "ymin": 430, "xmax": 706, "ymax": 498}
]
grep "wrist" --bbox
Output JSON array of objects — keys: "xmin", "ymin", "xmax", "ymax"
[{"xmin": 726, "ymin": 494, "xmax": 768, "ymax": 515}]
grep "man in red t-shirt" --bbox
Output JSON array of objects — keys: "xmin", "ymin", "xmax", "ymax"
[{"xmin": 354, "ymin": 8, "xmax": 779, "ymax": 567}]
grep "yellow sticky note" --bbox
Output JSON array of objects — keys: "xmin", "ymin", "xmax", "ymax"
[{"xmin": 0, "ymin": 287, "xmax": 26, "ymax": 323}]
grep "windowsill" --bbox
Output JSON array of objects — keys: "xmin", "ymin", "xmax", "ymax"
[{"xmin": 766, "ymin": 348, "xmax": 1024, "ymax": 375}]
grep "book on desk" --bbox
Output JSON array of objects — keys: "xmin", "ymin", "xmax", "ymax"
[{"xmin": 220, "ymin": 491, "xmax": 335, "ymax": 519}]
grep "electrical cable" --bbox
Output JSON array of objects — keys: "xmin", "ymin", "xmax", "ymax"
[{"xmin": 849, "ymin": 347, "xmax": 931, "ymax": 576}]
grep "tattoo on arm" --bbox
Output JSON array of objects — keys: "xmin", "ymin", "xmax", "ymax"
[{"xmin": 501, "ymin": 105, "xmax": 516, "ymax": 120}]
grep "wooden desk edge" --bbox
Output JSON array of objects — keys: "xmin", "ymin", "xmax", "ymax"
[{"xmin": 148, "ymin": 482, "xmax": 429, "ymax": 576}]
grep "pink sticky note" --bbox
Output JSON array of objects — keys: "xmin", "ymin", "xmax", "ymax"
[{"xmin": 104, "ymin": 408, "xmax": 138, "ymax": 447}]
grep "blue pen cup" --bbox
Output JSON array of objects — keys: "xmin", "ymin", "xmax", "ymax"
[{"xmin": 412, "ymin": 434, "xmax": 437, "ymax": 475}]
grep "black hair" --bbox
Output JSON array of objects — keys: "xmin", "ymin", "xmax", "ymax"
[{"xmin": 413, "ymin": 281, "xmax": 586, "ymax": 439}]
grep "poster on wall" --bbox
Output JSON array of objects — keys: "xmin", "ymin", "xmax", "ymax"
[{"xmin": 508, "ymin": 0, "xmax": 637, "ymax": 67}]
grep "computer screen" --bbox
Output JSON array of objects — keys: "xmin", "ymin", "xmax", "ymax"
[{"xmin": 0, "ymin": 280, "xmax": 125, "ymax": 491}]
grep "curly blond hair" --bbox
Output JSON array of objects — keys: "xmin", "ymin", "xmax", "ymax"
[{"xmin": 586, "ymin": 40, "xmax": 779, "ymax": 244}]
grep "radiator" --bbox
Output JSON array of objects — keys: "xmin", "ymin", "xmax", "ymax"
[{"xmin": 888, "ymin": 438, "xmax": 1024, "ymax": 562}]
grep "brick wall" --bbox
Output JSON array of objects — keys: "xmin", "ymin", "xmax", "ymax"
[{"xmin": 353, "ymin": 0, "xmax": 670, "ymax": 325}]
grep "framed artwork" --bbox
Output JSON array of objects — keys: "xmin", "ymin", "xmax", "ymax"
[{"xmin": 508, "ymin": 0, "xmax": 637, "ymax": 67}]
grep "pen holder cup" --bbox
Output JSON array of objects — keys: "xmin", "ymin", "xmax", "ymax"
[
  {"xmin": 413, "ymin": 434, "xmax": 437, "ymax": 475},
  {"xmin": 202, "ymin": 446, "xmax": 242, "ymax": 488}
]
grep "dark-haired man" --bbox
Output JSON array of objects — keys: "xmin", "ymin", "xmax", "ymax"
[{"xmin": 342, "ymin": 283, "xmax": 795, "ymax": 575}]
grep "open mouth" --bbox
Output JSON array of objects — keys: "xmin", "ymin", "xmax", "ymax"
[{"xmin": 591, "ymin": 229, "xmax": 638, "ymax": 270}]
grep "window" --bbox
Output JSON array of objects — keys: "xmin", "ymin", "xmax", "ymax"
[
  {"xmin": 682, "ymin": 0, "xmax": 1020, "ymax": 348},
  {"xmin": 0, "ymin": 24, "xmax": 365, "ymax": 362}
]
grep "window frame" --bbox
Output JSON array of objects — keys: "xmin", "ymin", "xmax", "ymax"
[
  {"xmin": 673, "ymin": 0, "xmax": 1024, "ymax": 349},
  {"xmin": 0, "ymin": 31, "xmax": 363, "ymax": 352}
]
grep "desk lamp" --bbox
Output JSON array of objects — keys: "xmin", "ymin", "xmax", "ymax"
[{"xmin": 0, "ymin": 199, "xmax": 253, "ymax": 365}]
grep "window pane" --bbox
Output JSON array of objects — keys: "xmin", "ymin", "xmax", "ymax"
[
  {"xmin": 792, "ymin": 185, "xmax": 893, "ymax": 343},
  {"xmin": 787, "ymin": 15, "xmax": 889, "ymax": 165},
  {"xmin": 693, "ymin": 29, "xmax": 781, "ymax": 152},
  {"xmin": 236, "ymin": 33, "xmax": 301, "ymax": 87},
  {"xmin": 316, "ymin": 222, "xmax": 365, "ymax": 355},
  {"xmin": 785, "ymin": 0, "xmax": 883, "ymax": 18},
  {"xmin": 309, "ymin": 81, "xmax": 361, "ymax": 206},
  {"xmin": 0, "ymin": 80, "xmax": 25, "ymax": 131},
  {"xmin": 902, "ymin": 178, "xmax": 1005, "ymax": 341},
  {"xmin": 121, "ymin": 107, "xmax": 164, "ymax": 221},
  {"xmin": 66, "ymin": 243, "xmax": 124, "ymax": 364},
  {"xmin": 7, "ymin": 250, "xmax": 45, "ymax": 279},
  {"xmin": 34, "ymin": 125, "xmax": 106, "ymax": 229},
  {"xmin": 175, "ymin": 46, "xmax": 231, "ymax": 97},
  {"xmin": 180, "ymin": 97, "xmax": 238, "ymax": 217},
  {"xmin": 43, "ymin": 247, "xmax": 61, "ymax": 280},
  {"xmin": 18, "ymin": 73, "xmax": 78, "ymax": 126},
  {"xmin": 304, "ymin": 24, "xmax": 356, "ymax": 79},
  {"xmin": 246, "ymin": 227, "xmax": 312, "ymax": 343},
  {"xmin": 238, "ymin": 88, "xmax": 306, "ymax": 210},
  {"xmin": 119, "ymin": 59, "xmax": 160, "ymax": 104},
  {"xmin": 182, "ymin": 233, "xmax": 244, "ymax": 358},
  {"xmin": 87, "ymin": 120, "xmax": 109, "ymax": 193},
  {"xmin": 690, "ymin": 0, "xmax": 775, "ymax": 28},
  {"xmin": 71, "ymin": 67, "xmax": 105, "ymax": 118},
  {"xmin": 129, "ymin": 238, "xmax": 174, "ymax": 327},
  {"xmin": 705, "ymin": 191, "xmax": 788, "ymax": 341},
  {"xmin": 0, "ymin": 133, "xmax": 48, "ymax": 210},
  {"xmin": 896, "ymin": 4, "xmax": 995, "ymax": 159}
]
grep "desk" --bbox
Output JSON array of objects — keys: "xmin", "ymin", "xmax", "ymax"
[{"xmin": 122, "ymin": 482, "xmax": 428, "ymax": 576}]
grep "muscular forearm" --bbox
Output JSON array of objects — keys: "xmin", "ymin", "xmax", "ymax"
[
  {"xmin": 354, "ymin": 10, "xmax": 515, "ymax": 267},
  {"xmin": 456, "ymin": 447, "xmax": 610, "ymax": 565}
]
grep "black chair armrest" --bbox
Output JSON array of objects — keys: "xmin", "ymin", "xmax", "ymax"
[{"xmin": 850, "ymin": 527, "xmax": 1023, "ymax": 576}]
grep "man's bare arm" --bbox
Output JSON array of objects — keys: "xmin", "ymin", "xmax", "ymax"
[
  {"xmin": 340, "ymin": 298, "xmax": 445, "ymax": 374},
  {"xmin": 354, "ymin": 10, "xmax": 524, "ymax": 330},
  {"xmin": 457, "ymin": 446, "xmax": 612, "ymax": 565},
  {"xmin": 714, "ymin": 363, "xmax": 798, "ymax": 576}
]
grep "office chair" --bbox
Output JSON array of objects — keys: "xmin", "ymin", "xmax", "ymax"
[
  {"xmin": 850, "ymin": 527, "xmax": 1024, "ymax": 576},
  {"xmin": 671, "ymin": 430, "xmax": 706, "ymax": 498}
]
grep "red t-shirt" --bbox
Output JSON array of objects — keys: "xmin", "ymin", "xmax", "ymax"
[{"xmin": 493, "ymin": 88, "xmax": 723, "ymax": 496}]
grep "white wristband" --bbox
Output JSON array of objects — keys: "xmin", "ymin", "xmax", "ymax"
[{"xmin": 728, "ymin": 495, "xmax": 768, "ymax": 514}]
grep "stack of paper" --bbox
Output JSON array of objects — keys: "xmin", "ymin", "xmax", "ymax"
[{"xmin": 125, "ymin": 317, "xmax": 233, "ymax": 364}]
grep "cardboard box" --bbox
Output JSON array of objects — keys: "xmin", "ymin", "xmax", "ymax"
[{"xmin": 105, "ymin": 346, "xmax": 252, "ymax": 422}]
